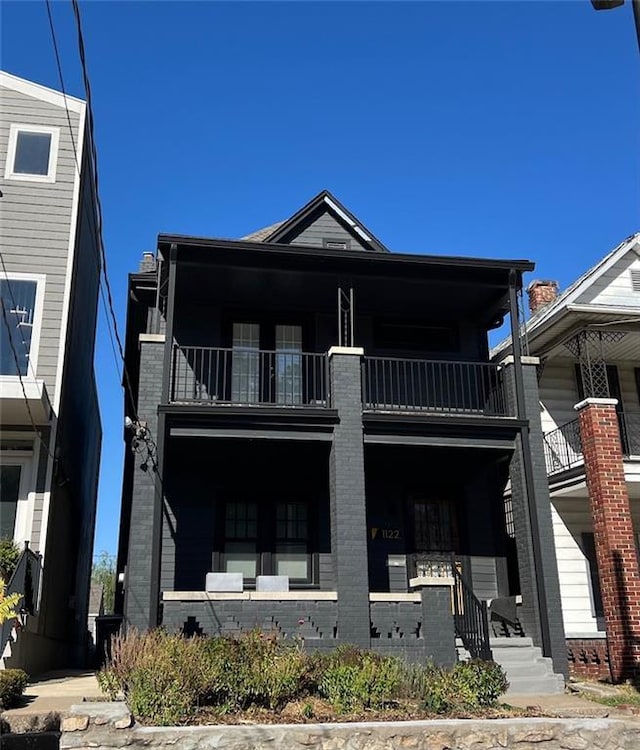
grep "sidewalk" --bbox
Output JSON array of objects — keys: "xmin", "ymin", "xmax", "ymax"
[{"xmin": 1, "ymin": 671, "xmax": 103, "ymax": 731}]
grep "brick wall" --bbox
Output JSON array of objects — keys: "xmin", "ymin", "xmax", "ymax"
[
  {"xmin": 576, "ymin": 400, "xmax": 640, "ymax": 682},
  {"xmin": 567, "ymin": 638, "xmax": 611, "ymax": 681}
]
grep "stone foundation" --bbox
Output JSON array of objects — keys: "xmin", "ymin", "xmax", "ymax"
[{"xmin": 60, "ymin": 703, "xmax": 640, "ymax": 750}]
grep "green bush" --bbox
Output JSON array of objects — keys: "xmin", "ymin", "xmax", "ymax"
[
  {"xmin": 420, "ymin": 659, "xmax": 509, "ymax": 713},
  {"xmin": 0, "ymin": 669, "xmax": 28, "ymax": 708},
  {"xmin": 318, "ymin": 646, "xmax": 402, "ymax": 712},
  {"xmin": 100, "ymin": 629, "xmax": 509, "ymax": 724},
  {"xmin": 0, "ymin": 539, "xmax": 20, "ymax": 583}
]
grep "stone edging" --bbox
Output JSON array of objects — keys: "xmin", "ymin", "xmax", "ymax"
[{"xmin": 59, "ymin": 702, "xmax": 640, "ymax": 750}]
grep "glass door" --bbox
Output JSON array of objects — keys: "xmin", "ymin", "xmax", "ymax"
[
  {"xmin": 231, "ymin": 323, "xmax": 260, "ymax": 403},
  {"xmin": 275, "ymin": 325, "xmax": 302, "ymax": 405},
  {"xmin": 0, "ymin": 465, "xmax": 22, "ymax": 539}
]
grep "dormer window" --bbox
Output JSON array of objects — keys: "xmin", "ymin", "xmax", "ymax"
[{"xmin": 4, "ymin": 124, "xmax": 60, "ymax": 183}]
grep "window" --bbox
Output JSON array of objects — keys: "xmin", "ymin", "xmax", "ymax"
[
  {"xmin": 0, "ymin": 465, "xmax": 22, "ymax": 539},
  {"xmin": 0, "ymin": 276, "xmax": 43, "ymax": 376},
  {"xmin": 5, "ymin": 124, "xmax": 60, "ymax": 183},
  {"xmin": 220, "ymin": 498, "xmax": 313, "ymax": 584}
]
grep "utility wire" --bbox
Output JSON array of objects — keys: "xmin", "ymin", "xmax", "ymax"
[{"xmin": 45, "ymin": 0, "xmax": 161, "ymax": 477}]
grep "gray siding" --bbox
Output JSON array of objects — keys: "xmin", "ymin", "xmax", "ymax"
[
  {"xmin": 289, "ymin": 212, "xmax": 370, "ymax": 252},
  {"xmin": 0, "ymin": 84, "xmax": 81, "ymax": 406}
]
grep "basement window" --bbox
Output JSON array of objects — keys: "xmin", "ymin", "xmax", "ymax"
[{"xmin": 5, "ymin": 124, "xmax": 60, "ymax": 183}]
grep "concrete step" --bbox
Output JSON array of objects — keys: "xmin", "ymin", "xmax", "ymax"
[{"xmin": 505, "ymin": 673, "xmax": 566, "ymax": 696}]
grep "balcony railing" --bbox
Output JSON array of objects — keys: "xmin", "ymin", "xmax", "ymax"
[
  {"xmin": 620, "ymin": 412, "xmax": 640, "ymax": 457},
  {"xmin": 170, "ymin": 345, "xmax": 328, "ymax": 407},
  {"xmin": 543, "ymin": 419, "xmax": 584, "ymax": 475},
  {"xmin": 543, "ymin": 412, "xmax": 640, "ymax": 476},
  {"xmin": 362, "ymin": 357, "xmax": 509, "ymax": 416}
]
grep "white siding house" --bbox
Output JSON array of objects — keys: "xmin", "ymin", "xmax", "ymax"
[{"xmin": 0, "ymin": 71, "xmax": 101, "ymax": 674}]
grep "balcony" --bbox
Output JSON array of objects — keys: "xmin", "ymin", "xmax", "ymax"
[
  {"xmin": 362, "ymin": 357, "xmax": 510, "ymax": 416},
  {"xmin": 543, "ymin": 412, "xmax": 640, "ymax": 476},
  {"xmin": 170, "ymin": 345, "xmax": 328, "ymax": 407}
]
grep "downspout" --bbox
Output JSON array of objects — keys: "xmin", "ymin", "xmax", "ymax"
[{"xmin": 508, "ymin": 269, "xmax": 552, "ymax": 659}]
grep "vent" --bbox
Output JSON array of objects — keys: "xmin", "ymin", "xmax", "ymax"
[
  {"xmin": 323, "ymin": 238, "xmax": 350, "ymax": 250},
  {"xmin": 631, "ymin": 269, "xmax": 640, "ymax": 292}
]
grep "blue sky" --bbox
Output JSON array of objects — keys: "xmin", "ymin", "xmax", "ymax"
[{"xmin": 2, "ymin": 1, "xmax": 639, "ymax": 558}]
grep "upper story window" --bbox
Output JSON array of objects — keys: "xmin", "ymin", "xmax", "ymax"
[
  {"xmin": 4, "ymin": 124, "xmax": 60, "ymax": 183},
  {"xmin": 0, "ymin": 275, "xmax": 45, "ymax": 376}
]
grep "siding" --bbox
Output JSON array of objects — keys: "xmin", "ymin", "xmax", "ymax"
[
  {"xmin": 550, "ymin": 501, "xmax": 600, "ymax": 635},
  {"xmin": 578, "ymin": 253, "xmax": 640, "ymax": 308},
  {"xmin": 538, "ymin": 361, "xmax": 581, "ymax": 433},
  {"xmin": 0, "ymin": 85, "xmax": 81, "ymax": 406},
  {"xmin": 289, "ymin": 212, "xmax": 370, "ymax": 252}
]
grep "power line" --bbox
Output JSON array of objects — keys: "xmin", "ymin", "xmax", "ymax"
[
  {"xmin": 45, "ymin": 0, "xmax": 140, "ymax": 419},
  {"xmin": 45, "ymin": 0, "xmax": 163, "ymax": 481}
]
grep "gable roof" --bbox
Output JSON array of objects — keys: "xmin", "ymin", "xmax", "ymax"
[
  {"xmin": 492, "ymin": 232, "xmax": 640, "ymax": 358},
  {"xmin": 0, "ymin": 70, "xmax": 85, "ymax": 114},
  {"xmin": 262, "ymin": 190, "xmax": 389, "ymax": 252}
]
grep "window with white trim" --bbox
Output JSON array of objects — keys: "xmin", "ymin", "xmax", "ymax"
[
  {"xmin": 4, "ymin": 124, "xmax": 60, "ymax": 183},
  {"xmin": 0, "ymin": 274, "xmax": 45, "ymax": 376}
]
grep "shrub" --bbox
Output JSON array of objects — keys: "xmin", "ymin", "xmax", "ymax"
[
  {"xmin": 420, "ymin": 659, "xmax": 509, "ymax": 713},
  {"xmin": 318, "ymin": 646, "xmax": 402, "ymax": 712},
  {"xmin": 0, "ymin": 539, "xmax": 20, "ymax": 583},
  {"xmin": 0, "ymin": 669, "xmax": 28, "ymax": 708}
]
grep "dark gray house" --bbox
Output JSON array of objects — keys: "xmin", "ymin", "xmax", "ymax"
[{"xmin": 116, "ymin": 191, "xmax": 567, "ymax": 692}]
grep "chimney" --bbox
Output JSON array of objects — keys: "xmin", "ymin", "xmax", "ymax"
[
  {"xmin": 527, "ymin": 280, "xmax": 558, "ymax": 315},
  {"xmin": 139, "ymin": 252, "xmax": 156, "ymax": 273}
]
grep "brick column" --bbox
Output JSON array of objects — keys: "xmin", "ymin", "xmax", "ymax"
[
  {"xmin": 123, "ymin": 337, "xmax": 165, "ymax": 631},
  {"xmin": 575, "ymin": 398, "xmax": 640, "ymax": 682},
  {"xmin": 328, "ymin": 346, "xmax": 371, "ymax": 648}
]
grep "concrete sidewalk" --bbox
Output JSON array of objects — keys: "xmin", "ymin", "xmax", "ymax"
[{"xmin": 1, "ymin": 670, "xmax": 103, "ymax": 729}]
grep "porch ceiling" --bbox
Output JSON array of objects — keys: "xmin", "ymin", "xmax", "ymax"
[{"xmin": 173, "ymin": 262, "xmax": 509, "ymax": 324}]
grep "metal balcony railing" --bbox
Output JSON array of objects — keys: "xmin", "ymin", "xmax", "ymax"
[
  {"xmin": 362, "ymin": 357, "xmax": 509, "ymax": 416},
  {"xmin": 543, "ymin": 419, "xmax": 584, "ymax": 475},
  {"xmin": 170, "ymin": 345, "xmax": 329, "ymax": 407},
  {"xmin": 619, "ymin": 412, "xmax": 640, "ymax": 457}
]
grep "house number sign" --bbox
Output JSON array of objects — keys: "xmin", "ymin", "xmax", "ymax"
[{"xmin": 370, "ymin": 527, "xmax": 401, "ymax": 540}]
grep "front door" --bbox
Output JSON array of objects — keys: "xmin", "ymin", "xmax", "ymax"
[
  {"xmin": 411, "ymin": 495, "xmax": 458, "ymax": 577},
  {"xmin": 231, "ymin": 322, "xmax": 303, "ymax": 405}
]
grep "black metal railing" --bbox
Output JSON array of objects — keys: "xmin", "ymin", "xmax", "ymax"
[
  {"xmin": 543, "ymin": 419, "xmax": 584, "ymax": 475},
  {"xmin": 362, "ymin": 357, "xmax": 509, "ymax": 416},
  {"xmin": 450, "ymin": 555, "xmax": 492, "ymax": 661},
  {"xmin": 619, "ymin": 412, "xmax": 640, "ymax": 457},
  {"xmin": 0, "ymin": 542, "xmax": 42, "ymax": 663},
  {"xmin": 170, "ymin": 345, "xmax": 329, "ymax": 407}
]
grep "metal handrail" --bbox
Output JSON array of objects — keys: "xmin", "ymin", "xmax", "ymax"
[
  {"xmin": 362, "ymin": 357, "xmax": 509, "ymax": 415},
  {"xmin": 450, "ymin": 554, "xmax": 492, "ymax": 661},
  {"xmin": 0, "ymin": 542, "xmax": 42, "ymax": 662},
  {"xmin": 170, "ymin": 345, "xmax": 329, "ymax": 407},
  {"xmin": 543, "ymin": 419, "xmax": 584, "ymax": 475}
]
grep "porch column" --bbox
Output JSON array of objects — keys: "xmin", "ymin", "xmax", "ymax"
[
  {"xmin": 502, "ymin": 356, "xmax": 568, "ymax": 678},
  {"xmin": 575, "ymin": 398, "xmax": 640, "ymax": 682},
  {"xmin": 123, "ymin": 335, "xmax": 166, "ymax": 631},
  {"xmin": 328, "ymin": 346, "xmax": 370, "ymax": 648}
]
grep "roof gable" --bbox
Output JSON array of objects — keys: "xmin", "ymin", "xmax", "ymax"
[
  {"xmin": 0, "ymin": 70, "xmax": 84, "ymax": 114},
  {"xmin": 265, "ymin": 190, "xmax": 389, "ymax": 252}
]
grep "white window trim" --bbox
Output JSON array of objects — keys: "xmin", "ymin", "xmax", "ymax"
[
  {"xmin": 0, "ymin": 272, "xmax": 46, "ymax": 378},
  {"xmin": 4, "ymin": 124, "xmax": 61, "ymax": 183},
  {"xmin": 0, "ymin": 450, "xmax": 35, "ymax": 545}
]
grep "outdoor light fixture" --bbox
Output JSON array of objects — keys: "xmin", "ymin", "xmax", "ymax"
[{"xmin": 591, "ymin": 0, "xmax": 640, "ymax": 53}]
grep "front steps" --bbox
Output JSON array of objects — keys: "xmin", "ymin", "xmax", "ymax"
[{"xmin": 457, "ymin": 637, "xmax": 565, "ymax": 695}]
